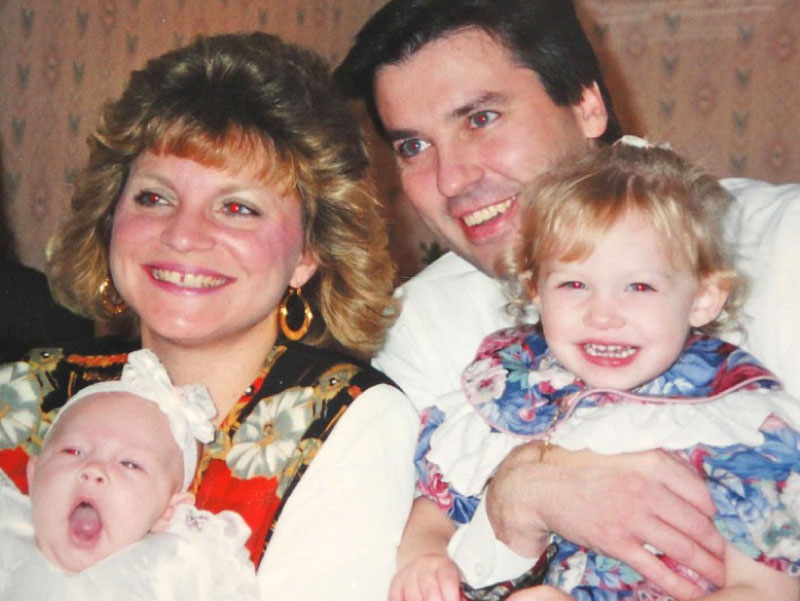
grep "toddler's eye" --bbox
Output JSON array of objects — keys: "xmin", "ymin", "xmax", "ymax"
[
  {"xmin": 628, "ymin": 282, "xmax": 655, "ymax": 292},
  {"xmin": 121, "ymin": 460, "xmax": 141, "ymax": 471},
  {"xmin": 558, "ymin": 281, "xmax": 586, "ymax": 290},
  {"xmin": 62, "ymin": 448, "xmax": 83, "ymax": 457}
]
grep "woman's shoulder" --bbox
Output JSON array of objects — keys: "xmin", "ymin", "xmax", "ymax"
[
  {"xmin": 269, "ymin": 341, "xmax": 398, "ymax": 393},
  {"xmin": 3, "ymin": 341, "xmax": 133, "ymax": 407}
]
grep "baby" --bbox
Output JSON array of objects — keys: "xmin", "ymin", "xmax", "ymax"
[
  {"xmin": 0, "ymin": 349, "xmax": 259, "ymax": 600},
  {"xmin": 394, "ymin": 139, "xmax": 800, "ymax": 601}
]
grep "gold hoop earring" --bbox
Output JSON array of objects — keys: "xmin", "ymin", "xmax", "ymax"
[
  {"xmin": 98, "ymin": 277, "xmax": 127, "ymax": 316},
  {"xmin": 278, "ymin": 287, "xmax": 313, "ymax": 341}
]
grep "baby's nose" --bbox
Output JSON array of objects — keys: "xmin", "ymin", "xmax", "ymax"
[{"xmin": 79, "ymin": 463, "xmax": 107, "ymax": 485}]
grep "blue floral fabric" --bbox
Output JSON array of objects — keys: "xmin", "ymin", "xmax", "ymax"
[{"xmin": 415, "ymin": 326, "xmax": 798, "ymax": 599}]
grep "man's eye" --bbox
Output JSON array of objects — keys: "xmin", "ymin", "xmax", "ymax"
[
  {"xmin": 222, "ymin": 201, "xmax": 258, "ymax": 217},
  {"xmin": 468, "ymin": 110, "xmax": 498, "ymax": 129},
  {"xmin": 628, "ymin": 282, "xmax": 655, "ymax": 292},
  {"xmin": 133, "ymin": 191, "xmax": 166, "ymax": 207},
  {"xmin": 396, "ymin": 138, "xmax": 430, "ymax": 158}
]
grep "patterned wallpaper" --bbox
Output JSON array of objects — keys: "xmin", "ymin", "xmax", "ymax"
[
  {"xmin": 1, "ymin": 0, "xmax": 798, "ymax": 276},
  {"xmin": 582, "ymin": 0, "xmax": 800, "ymax": 183}
]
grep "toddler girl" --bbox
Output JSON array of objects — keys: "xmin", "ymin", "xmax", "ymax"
[
  {"xmin": 394, "ymin": 139, "xmax": 800, "ymax": 601},
  {"xmin": 0, "ymin": 349, "xmax": 259, "ymax": 600}
]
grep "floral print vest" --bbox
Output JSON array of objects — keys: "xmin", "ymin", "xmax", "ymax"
[{"xmin": 0, "ymin": 341, "xmax": 395, "ymax": 566}]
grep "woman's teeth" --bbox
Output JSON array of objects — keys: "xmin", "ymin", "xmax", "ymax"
[{"xmin": 151, "ymin": 269, "xmax": 227, "ymax": 288}]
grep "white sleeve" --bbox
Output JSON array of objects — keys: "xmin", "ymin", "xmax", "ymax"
[
  {"xmin": 721, "ymin": 178, "xmax": 800, "ymax": 399},
  {"xmin": 373, "ymin": 253, "xmax": 513, "ymax": 413},
  {"xmin": 373, "ymin": 289, "xmax": 454, "ymax": 414},
  {"xmin": 448, "ymin": 496, "xmax": 540, "ymax": 587},
  {"xmin": 256, "ymin": 383, "xmax": 417, "ymax": 601}
]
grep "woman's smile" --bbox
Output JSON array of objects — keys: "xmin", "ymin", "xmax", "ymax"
[
  {"xmin": 147, "ymin": 265, "xmax": 232, "ymax": 291},
  {"xmin": 109, "ymin": 152, "xmax": 318, "ymax": 349}
]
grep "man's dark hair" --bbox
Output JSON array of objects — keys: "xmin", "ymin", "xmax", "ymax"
[{"xmin": 335, "ymin": 0, "xmax": 621, "ymax": 144}]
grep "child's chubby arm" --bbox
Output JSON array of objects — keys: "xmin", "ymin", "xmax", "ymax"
[
  {"xmin": 693, "ymin": 542, "xmax": 798, "ymax": 601},
  {"xmin": 389, "ymin": 497, "xmax": 463, "ymax": 601},
  {"xmin": 500, "ymin": 542, "xmax": 800, "ymax": 601},
  {"xmin": 506, "ymin": 586, "xmax": 572, "ymax": 601}
]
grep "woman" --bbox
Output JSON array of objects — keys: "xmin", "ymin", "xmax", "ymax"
[{"xmin": 0, "ymin": 32, "xmax": 417, "ymax": 600}]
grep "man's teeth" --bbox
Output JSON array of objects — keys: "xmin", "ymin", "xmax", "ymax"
[
  {"xmin": 152, "ymin": 269, "xmax": 226, "ymax": 288},
  {"xmin": 583, "ymin": 343, "xmax": 636, "ymax": 358},
  {"xmin": 463, "ymin": 199, "xmax": 512, "ymax": 227}
]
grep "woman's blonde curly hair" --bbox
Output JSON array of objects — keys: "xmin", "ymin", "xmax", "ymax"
[
  {"xmin": 47, "ymin": 32, "xmax": 398, "ymax": 358},
  {"xmin": 501, "ymin": 141, "xmax": 744, "ymax": 334}
]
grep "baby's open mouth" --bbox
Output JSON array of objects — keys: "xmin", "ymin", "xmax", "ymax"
[{"xmin": 69, "ymin": 501, "xmax": 103, "ymax": 545}]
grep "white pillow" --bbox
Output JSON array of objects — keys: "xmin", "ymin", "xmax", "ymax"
[{"xmin": 721, "ymin": 178, "xmax": 800, "ymax": 399}]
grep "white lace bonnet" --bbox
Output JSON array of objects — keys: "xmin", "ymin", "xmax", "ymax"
[{"xmin": 48, "ymin": 348, "xmax": 217, "ymax": 490}]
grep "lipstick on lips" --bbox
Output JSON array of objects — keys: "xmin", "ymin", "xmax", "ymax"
[{"xmin": 145, "ymin": 264, "xmax": 233, "ymax": 291}]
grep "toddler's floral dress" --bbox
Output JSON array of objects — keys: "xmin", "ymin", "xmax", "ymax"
[{"xmin": 416, "ymin": 325, "xmax": 800, "ymax": 600}]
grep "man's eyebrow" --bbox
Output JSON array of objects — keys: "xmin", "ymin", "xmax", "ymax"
[
  {"xmin": 385, "ymin": 128, "xmax": 419, "ymax": 144},
  {"xmin": 451, "ymin": 92, "xmax": 509, "ymax": 119},
  {"xmin": 383, "ymin": 92, "xmax": 510, "ymax": 144}
]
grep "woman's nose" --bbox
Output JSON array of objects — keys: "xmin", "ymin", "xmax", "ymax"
[
  {"xmin": 79, "ymin": 463, "xmax": 108, "ymax": 485},
  {"xmin": 160, "ymin": 206, "xmax": 215, "ymax": 252}
]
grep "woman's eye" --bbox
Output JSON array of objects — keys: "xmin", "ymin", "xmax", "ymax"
[
  {"xmin": 222, "ymin": 201, "xmax": 258, "ymax": 217},
  {"xmin": 396, "ymin": 138, "xmax": 430, "ymax": 159},
  {"xmin": 133, "ymin": 191, "xmax": 166, "ymax": 207},
  {"xmin": 628, "ymin": 282, "xmax": 655, "ymax": 292},
  {"xmin": 468, "ymin": 110, "xmax": 499, "ymax": 129}
]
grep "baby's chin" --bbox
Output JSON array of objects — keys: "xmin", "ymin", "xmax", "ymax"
[
  {"xmin": 39, "ymin": 540, "xmax": 108, "ymax": 573},
  {"xmin": 38, "ymin": 506, "xmax": 112, "ymax": 573}
]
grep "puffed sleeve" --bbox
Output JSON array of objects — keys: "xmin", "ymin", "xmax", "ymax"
[{"xmin": 256, "ymin": 383, "xmax": 417, "ymax": 601}]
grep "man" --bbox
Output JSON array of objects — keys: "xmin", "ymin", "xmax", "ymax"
[{"xmin": 336, "ymin": 0, "xmax": 800, "ymax": 598}]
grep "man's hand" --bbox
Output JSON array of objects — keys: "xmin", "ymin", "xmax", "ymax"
[{"xmin": 485, "ymin": 443, "xmax": 726, "ymax": 599}]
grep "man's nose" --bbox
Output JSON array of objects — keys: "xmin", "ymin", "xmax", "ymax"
[{"xmin": 436, "ymin": 141, "xmax": 483, "ymax": 199}]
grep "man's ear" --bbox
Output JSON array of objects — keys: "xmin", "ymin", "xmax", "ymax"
[
  {"xmin": 151, "ymin": 491, "xmax": 194, "ymax": 533},
  {"xmin": 572, "ymin": 82, "xmax": 609, "ymax": 140},
  {"xmin": 690, "ymin": 274, "xmax": 730, "ymax": 328}
]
